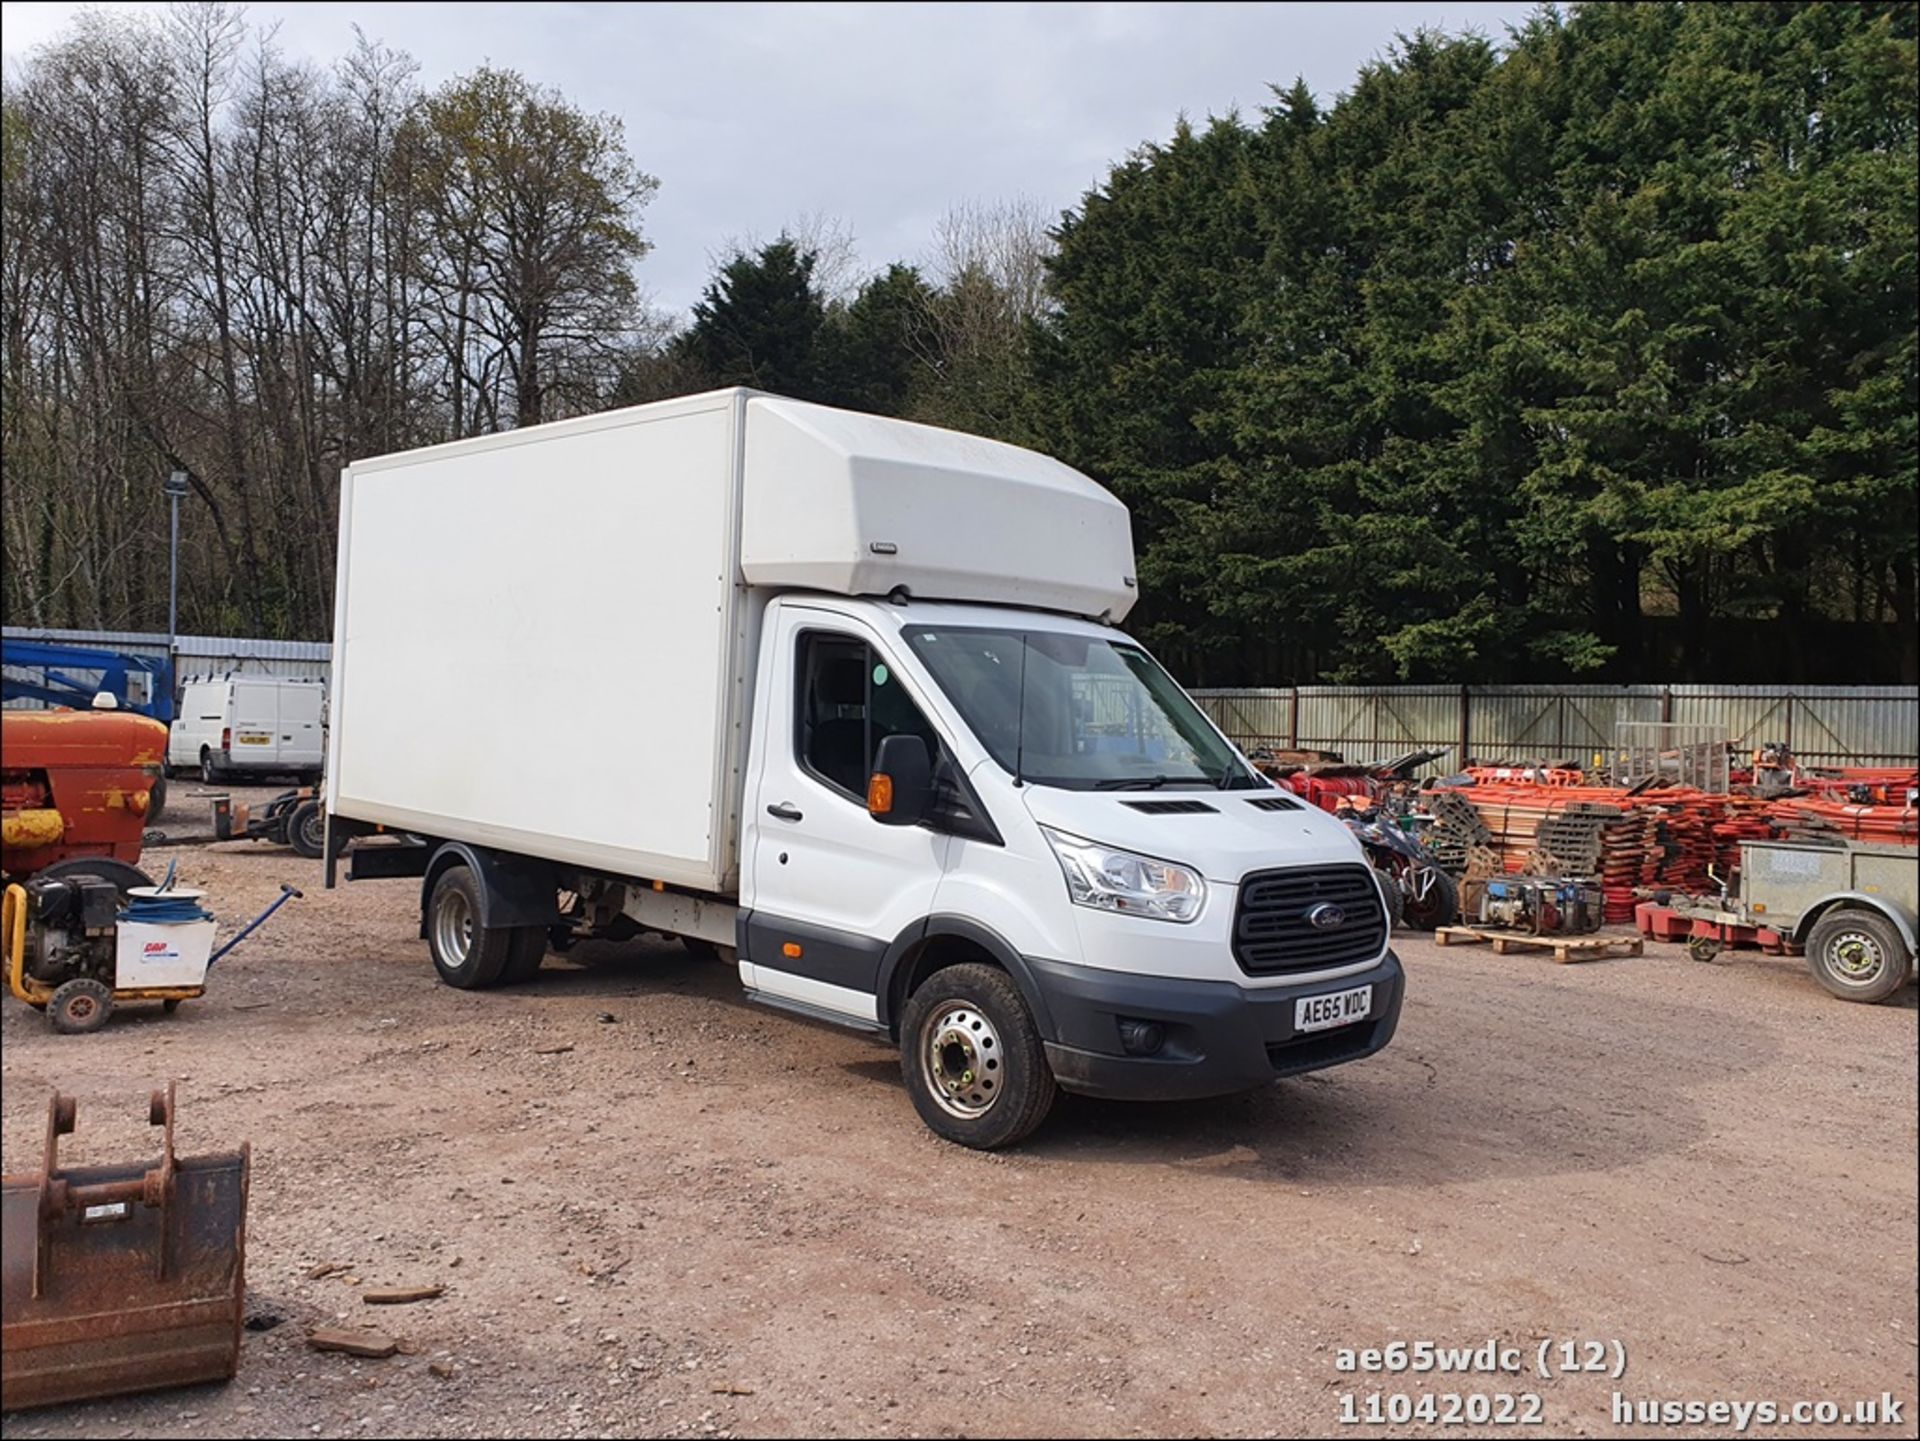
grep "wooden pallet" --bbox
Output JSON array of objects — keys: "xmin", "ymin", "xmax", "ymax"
[{"xmin": 1434, "ymin": 925, "xmax": 1644, "ymax": 964}]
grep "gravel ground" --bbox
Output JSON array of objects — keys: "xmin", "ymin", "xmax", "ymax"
[{"xmin": 2, "ymin": 789, "xmax": 1915, "ymax": 1438}]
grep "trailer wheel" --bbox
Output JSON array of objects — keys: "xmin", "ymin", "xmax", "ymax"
[
  {"xmin": 899, "ymin": 963, "xmax": 1055, "ymax": 1150},
  {"xmin": 149, "ymin": 774, "xmax": 168, "ymax": 818},
  {"xmin": 49, "ymin": 978, "xmax": 114, "ymax": 1034},
  {"xmin": 425, "ymin": 866, "xmax": 511, "ymax": 989},
  {"xmin": 1806, "ymin": 908, "xmax": 1912, "ymax": 1004},
  {"xmin": 501, "ymin": 926, "xmax": 548, "ymax": 984},
  {"xmin": 288, "ymin": 800, "xmax": 326, "ymax": 860}
]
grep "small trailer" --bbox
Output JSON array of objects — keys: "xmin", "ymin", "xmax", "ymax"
[
  {"xmin": 211, "ymin": 785, "xmax": 327, "ymax": 859},
  {"xmin": 1740, "ymin": 840, "xmax": 1916, "ymax": 1003},
  {"xmin": 1646, "ymin": 840, "xmax": 1917, "ymax": 1003}
]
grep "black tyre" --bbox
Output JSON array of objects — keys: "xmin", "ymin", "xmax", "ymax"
[
  {"xmin": 899, "ymin": 963, "xmax": 1055, "ymax": 1150},
  {"xmin": 288, "ymin": 800, "xmax": 326, "ymax": 860},
  {"xmin": 148, "ymin": 774, "xmax": 168, "ymax": 818},
  {"xmin": 1686, "ymin": 935, "xmax": 1723, "ymax": 964},
  {"xmin": 49, "ymin": 977, "xmax": 114, "ymax": 1034},
  {"xmin": 681, "ymin": 936, "xmax": 721, "ymax": 962},
  {"xmin": 425, "ymin": 866, "xmax": 512, "ymax": 989},
  {"xmin": 1378, "ymin": 872, "xmax": 1406, "ymax": 930},
  {"xmin": 1400, "ymin": 866, "xmax": 1459, "ymax": 931},
  {"xmin": 201, "ymin": 749, "xmax": 222, "ymax": 785},
  {"xmin": 501, "ymin": 926, "xmax": 548, "ymax": 984},
  {"xmin": 37, "ymin": 856, "xmax": 154, "ymax": 895},
  {"xmin": 1806, "ymin": 907, "xmax": 1912, "ymax": 1004},
  {"xmin": 162, "ymin": 998, "xmax": 182, "ymax": 1014}
]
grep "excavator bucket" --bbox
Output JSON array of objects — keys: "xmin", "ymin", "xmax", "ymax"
[{"xmin": 1, "ymin": 1084, "xmax": 249, "ymax": 1410}]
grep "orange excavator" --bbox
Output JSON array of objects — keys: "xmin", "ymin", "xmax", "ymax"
[{"xmin": 1, "ymin": 707, "xmax": 168, "ymax": 890}]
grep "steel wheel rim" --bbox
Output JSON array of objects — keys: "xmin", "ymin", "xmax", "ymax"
[
  {"xmin": 299, "ymin": 808, "xmax": 325, "ymax": 852},
  {"xmin": 435, "ymin": 886, "xmax": 474, "ymax": 969},
  {"xmin": 1827, "ymin": 930, "xmax": 1886, "ymax": 985},
  {"xmin": 921, "ymin": 1004, "xmax": 1003, "ymax": 1119}
]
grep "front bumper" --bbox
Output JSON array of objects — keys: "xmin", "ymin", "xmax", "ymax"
[{"xmin": 1029, "ymin": 950, "xmax": 1405, "ymax": 1101}]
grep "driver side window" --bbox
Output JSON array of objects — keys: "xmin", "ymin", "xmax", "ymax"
[{"xmin": 795, "ymin": 632, "xmax": 939, "ymax": 802}]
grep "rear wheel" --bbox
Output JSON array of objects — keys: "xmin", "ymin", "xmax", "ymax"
[
  {"xmin": 200, "ymin": 749, "xmax": 222, "ymax": 785},
  {"xmin": 287, "ymin": 800, "xmax": 326, "ymax": 860},
  {"xmin": 148, "ymin": 774, "xmax": 168, "ymax": 818},
  {"xmin": 426, "ymin": 866, "xmax": 512, "ymax": 989},
  {"xmin": 49, "ymin": 977, "xmax": 114, "ymax": 1034},
  {"xmin": 1807, "ymin": 908, "xmax": 1911, "ymax": 1004},
  {"xmin": 899, "ymin": 963, "xmax": 1055, "ymax": 1150},
  {"xmin": 501, "ymin": 926, "xmax": 548, "ymax": 984}
]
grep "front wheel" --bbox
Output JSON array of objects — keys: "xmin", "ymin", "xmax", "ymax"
[
  {"xmin": 1400, "ymin": 865, "xmax": 1459, "ymax": 931},
  {"xmin": 899, "ymin": 963, "xmax": 1055, "ymax": 1150},
  {"xmin": 49, "ymin": 977, "xmax": 114, "ymax": 1034},
  {"xmin": 1806, "ymin": 908, "xmax": 1912, "ymax": 1004}
]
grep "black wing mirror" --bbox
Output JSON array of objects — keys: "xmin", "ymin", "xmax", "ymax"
[{"xmin": 868, "ymin": 734, "xmax": 932, "ymax": 827}]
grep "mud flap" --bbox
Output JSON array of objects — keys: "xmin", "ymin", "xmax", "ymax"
[{"xmin": 1, "ymin": 1084, "xmax": 250, "ymax": 1410}]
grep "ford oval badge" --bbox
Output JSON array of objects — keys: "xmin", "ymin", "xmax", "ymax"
[{"xmin": 1306, "ymin": 902, "xmax": 1347, "ymax": 931}]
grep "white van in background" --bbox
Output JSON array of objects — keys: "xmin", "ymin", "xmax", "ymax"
[{"xmin": 169, "ymin": 677, "xmax": 327, "ymax": 783}]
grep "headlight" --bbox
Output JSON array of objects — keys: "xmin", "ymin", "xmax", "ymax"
[{"xmin": 1041, "ymin": 827, "xmax": 1207, "ymax": 923}]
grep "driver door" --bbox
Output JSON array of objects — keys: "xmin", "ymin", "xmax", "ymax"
[{"xmin": 741, "ymin": 607, "xmax": 951, "ymax": 1023}]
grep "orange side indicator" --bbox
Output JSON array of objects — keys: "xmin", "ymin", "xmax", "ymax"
[
  {"xmin": 867, "ymin": 774, "xmax": 894, "ymax": 815},
  {"xmin": 782, "ymin": 942, "xmax": 803, "ymax": 959}
]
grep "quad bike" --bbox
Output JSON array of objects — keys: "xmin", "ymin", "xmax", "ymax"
[{"xmin": 1341, "ymin": 802, "xmax": 1459, "ymax": 930}]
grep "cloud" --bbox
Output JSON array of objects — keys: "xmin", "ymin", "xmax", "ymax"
[{"xmin": 1, "ymin": 0, "xmax": 1534, "ymax": 318}]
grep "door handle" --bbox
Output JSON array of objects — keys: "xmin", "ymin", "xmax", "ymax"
[{"xmin": 765, "ymin": 802, "xmax": 803, "ymax": 822}]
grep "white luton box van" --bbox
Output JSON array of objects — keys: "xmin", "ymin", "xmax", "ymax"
[
  {"xmin": 327, "ymin": 389, "xmax": 1403, "ymax": 1147},
  {"xmin": 170, "ymin": 676, "xmax": 327, "ymax": 783}
]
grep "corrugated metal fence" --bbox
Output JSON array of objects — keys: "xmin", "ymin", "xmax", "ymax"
[
  {"xmin": 7, "ymin": 627, "xmax": 1914, "ymax": 770},
  {"xmin": 2, "ymin": 626, "xmax": 331, "ymax": 709},
  {"xmin": 1191, "ymin": 685, "xmax": 1919, "ymax": 771}
]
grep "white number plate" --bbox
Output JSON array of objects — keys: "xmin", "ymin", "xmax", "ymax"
[{"xmin": 1295, "ymin": 984, "xmax": 1373, "ymax": 1034}]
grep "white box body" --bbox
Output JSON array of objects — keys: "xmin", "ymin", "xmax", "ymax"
[
  {"xmin": 327, "ymin": 388, "xmax": 1136, "ymax": 894},
  {"xmin": 116, "ymin": 919, "xmax": 216, "ymax": 989}
]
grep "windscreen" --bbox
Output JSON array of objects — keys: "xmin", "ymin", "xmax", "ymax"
[{"xmin": 903, "ymin": 626, "xmax": 1257, "ymax": 790}]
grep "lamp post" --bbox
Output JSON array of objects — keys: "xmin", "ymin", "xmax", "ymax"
[{"xmin": 163, "ymin": 470, "xmax": 188, "ymax": 692}]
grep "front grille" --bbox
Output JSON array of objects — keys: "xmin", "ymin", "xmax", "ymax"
[{"xmin": 1233, "ymin": 863, "xmax": 1387, "ymax": 975}]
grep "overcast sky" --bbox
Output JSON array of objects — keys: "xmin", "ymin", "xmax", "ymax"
[{"xmin": 2, "ymin": 1, "xmax": 1537, "ymax": 317}]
